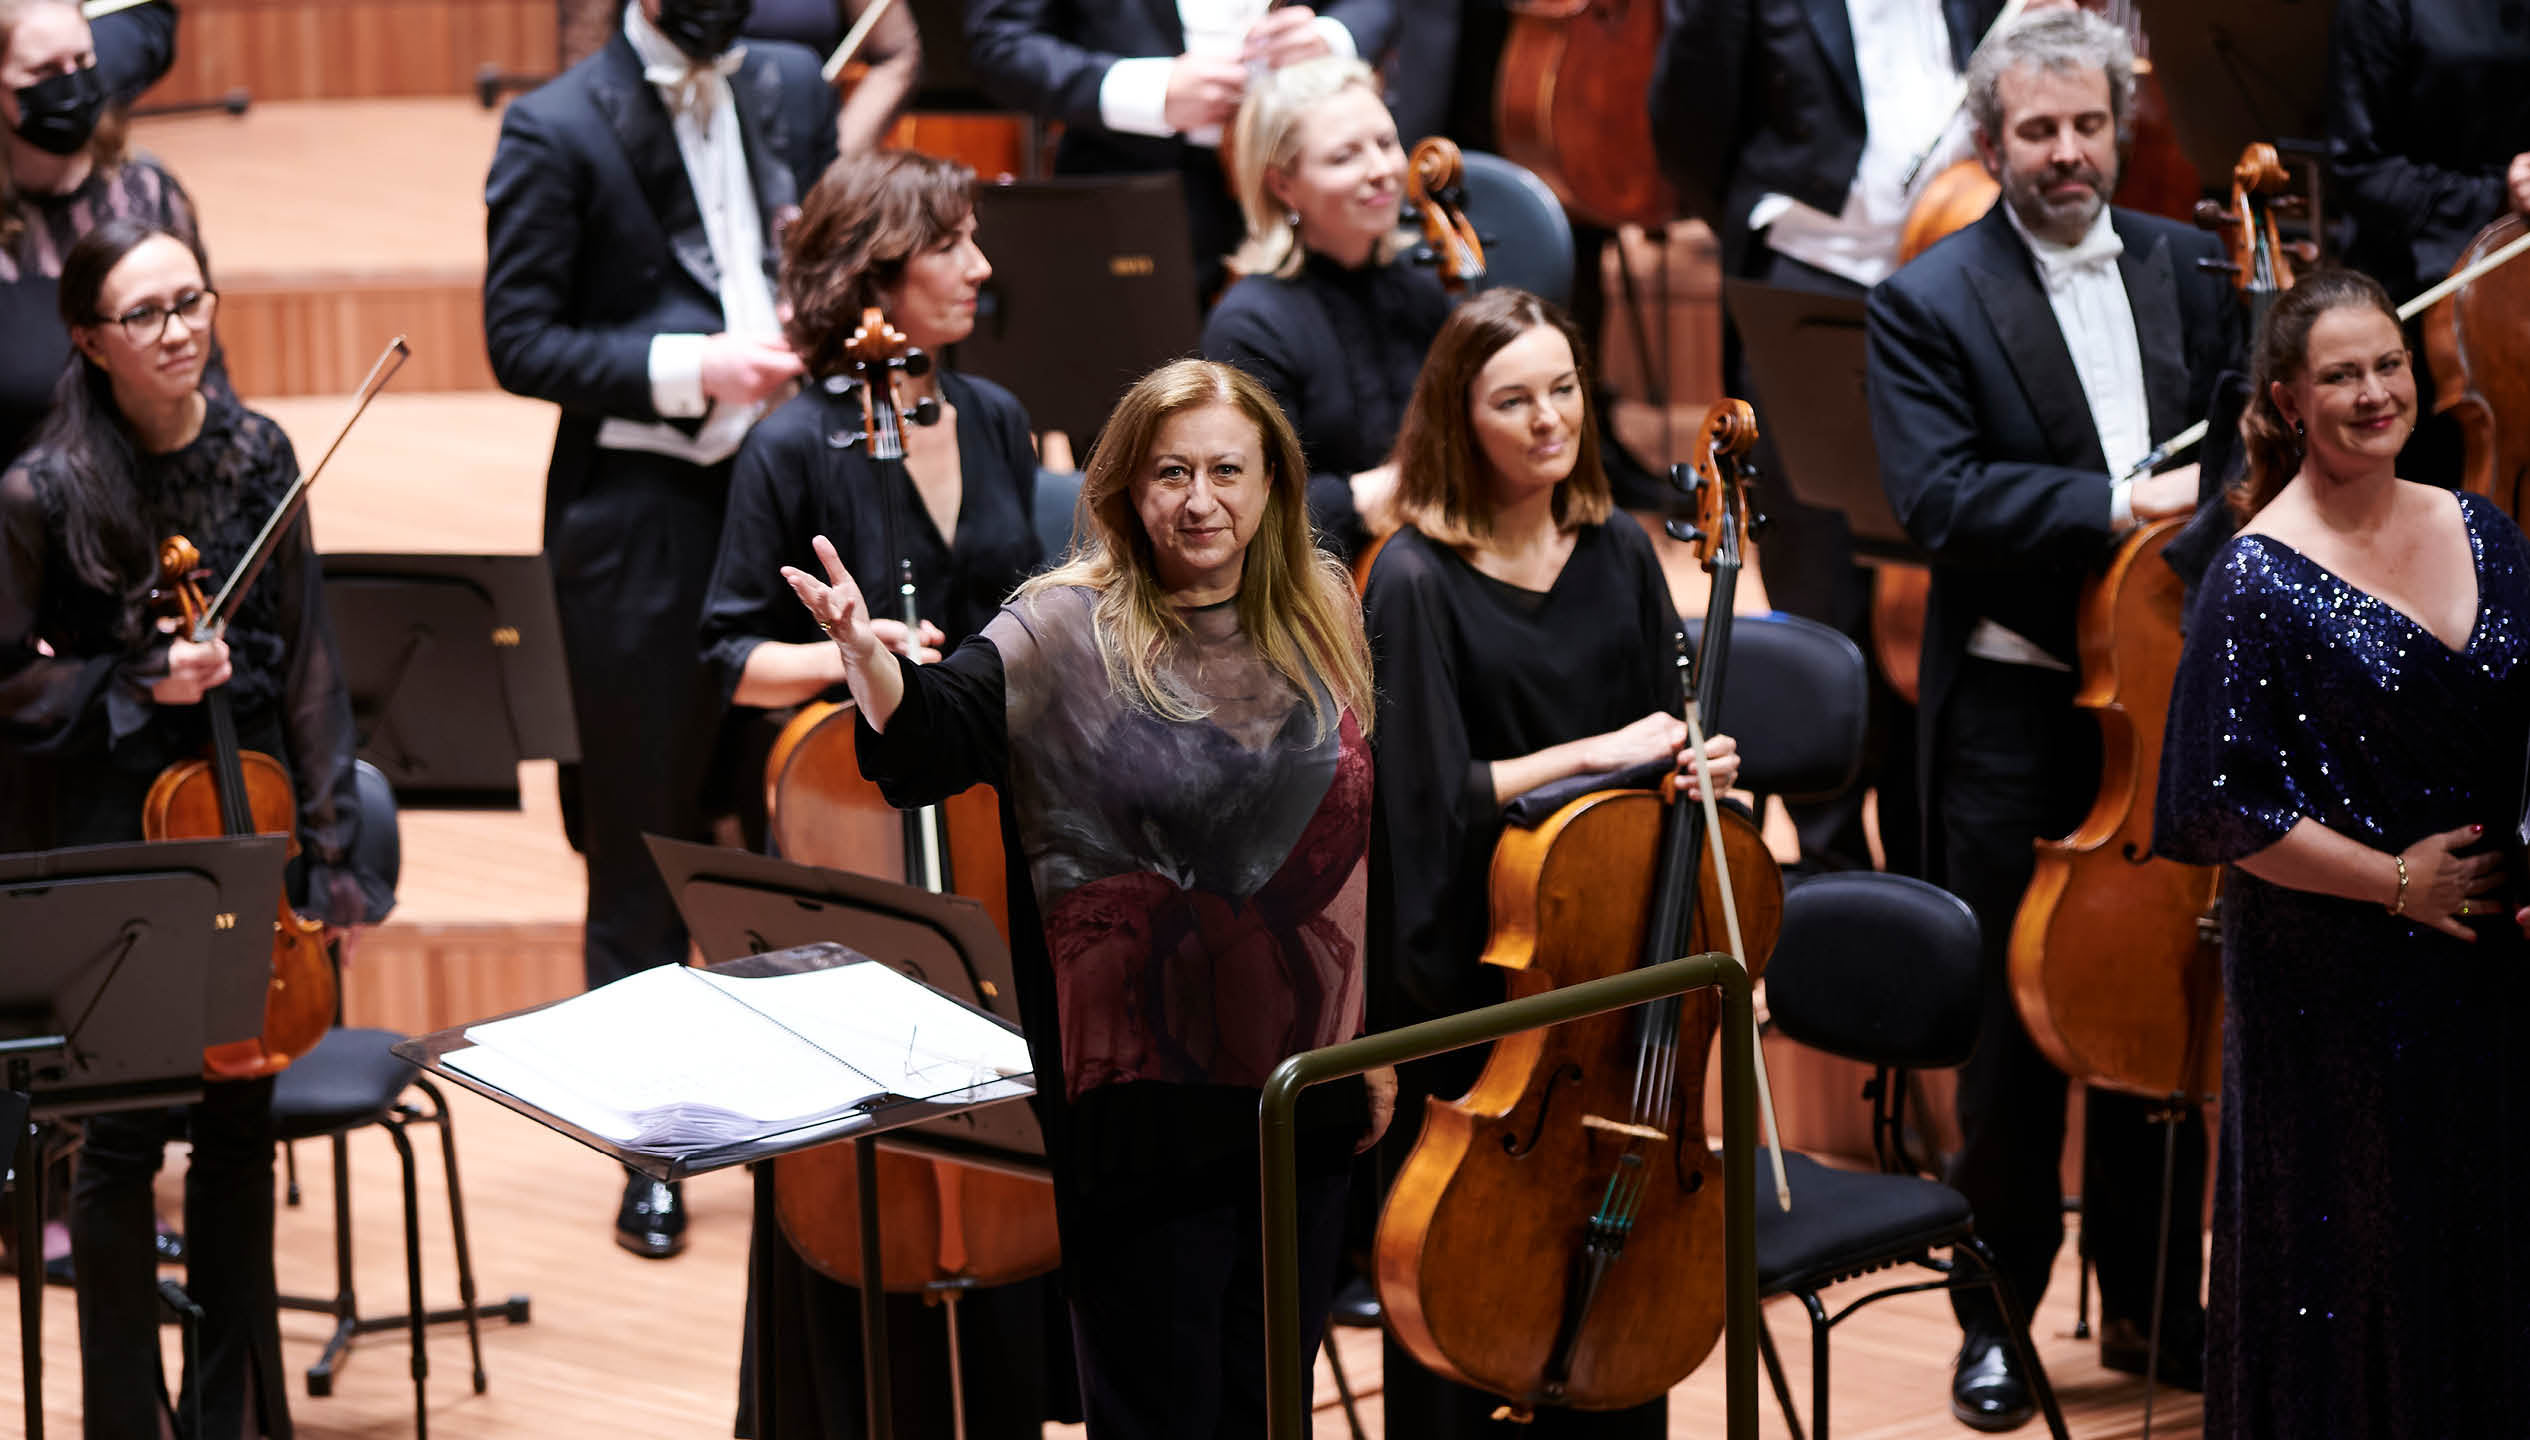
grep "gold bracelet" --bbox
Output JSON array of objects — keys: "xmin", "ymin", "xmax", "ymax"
[{"xmin": 2387, "ymin": 853, "xmax": 2410, "ymax": 917}]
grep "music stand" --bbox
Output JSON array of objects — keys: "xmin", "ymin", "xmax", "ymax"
[
  {"xmin": 320, "ymin": 552, "xmax": 580, "ymax": 807},
  {"xmin": 2130, "ymin": 0, "xmax": 2335, "ymax": 182},
  {"xmin": 0, "ymin": 834, "xmax": 287, "ymax": 1440},
  {"xmin": 1723, "ymin": 279, "xmax": 1927, "ymax": 565},
  {"xmin": 955, "ymin": 175, "xmax": 1203, "ymax": 449}
]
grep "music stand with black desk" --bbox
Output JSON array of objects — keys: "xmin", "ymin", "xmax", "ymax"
[
  {"xmin": 396, "ymin": 852, "xmax": 1041, "ymax": 1440},
  {"xmin": 1723, "ymin": 278, "xmax": 1926, "ymax": 567},
  {"xmin": 0, "ymin": 834, "xmax": 289, "ymax": 1440},
  {"xmin": 320, "ymin": 551, "xmax": 579, "ymax": 808}
]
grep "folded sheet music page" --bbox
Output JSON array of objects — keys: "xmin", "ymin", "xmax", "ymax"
[{"xmin": 440, "ymin": 959, "xmax": 1031, "ymax": 1152}]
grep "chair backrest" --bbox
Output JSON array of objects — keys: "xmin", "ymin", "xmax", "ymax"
[
  {"xmin": 1033, "ymin": 465, "xmax": 1084, "ymax": 567},
  {"xmin": 1723, "ymin": 612, "xmax": 1867, "ymax": 803},
  {"xmin": 1766, "ymin": 872, "xmax": 1981, "ymax": 1070},
  {"xmin": 351, "ymin": 758, "xmax": 401, "ymax": 905},
  {"xmin": 1458, "ymin": 150, "xmax": 1574, "ymax": 309}
]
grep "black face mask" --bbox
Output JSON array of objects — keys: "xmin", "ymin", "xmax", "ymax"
[
  {"xmin": 653, "ymin": 0, "xmax": 752, "ymax": 62},
  {"xmin": 12, "ymin": 65, "xmax": 104, "ymax": 157}
]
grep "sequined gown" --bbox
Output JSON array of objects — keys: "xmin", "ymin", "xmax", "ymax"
[{"xmin": 2156, "ymin": 490, "xmax": 2530, "ymax": 1437}]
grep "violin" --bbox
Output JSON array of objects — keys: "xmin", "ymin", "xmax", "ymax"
[
  {"xmin": 1494, "ymin": 0, "xmax": 1676, "ymax": 228},
  {"xmin": 2000, "ymin": 145, "xmax": 2303, "ymax": 1107},
  {"xmin": 1403, "ymin": 137, "xmax": 1486, "ymax": 295},
  {"xmin": 144, "ymin": 337, "xmax": 409, "ymax": 1080},
  {"xmin": 1376, "ymin": 400, "xmax": 1782, "ymax": 1416},
  {"xmin": 2425, "ymin": 212, "xmax": 2530, "ymax": 521},
  {"xmin": 765, "ymin": 309, "xmax": 1059, "ymax": 1352}
]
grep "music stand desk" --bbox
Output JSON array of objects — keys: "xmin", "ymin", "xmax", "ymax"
[{"xmin": 1723, "ymin": 278, "xmax": 1927, "ymax": 567}]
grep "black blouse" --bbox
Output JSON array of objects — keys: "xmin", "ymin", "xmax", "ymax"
[
  {"xmin": 0, "ymin": 154, "xmax": 205, "ymax": 469},
  {"xmin": 2328, "ymin": 0, "xmax": 2530, "ymax": 298},
  {"xmin": 1361, "ymin": 518, "xmax": 1687, "ymax": 1027},
  {"xmin": 1203, "ymin": 250, "xmax": 1453, "ymax": 561},
  {"xmin": 700, "ymin": 370, "xmax": 1043, "ymax": 707},
  {"xmin": 0, "ymin": 391, "xmax": 383, "ymax": 924}
]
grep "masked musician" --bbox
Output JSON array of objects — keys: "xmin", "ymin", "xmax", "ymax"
[
  {"xmin": 1362, "ymin": 287, "xmax": 1740, "ymax": 1439},
  {"xmin": 1201, "ymin": 56, "xmax": 1447, "ymax": 565},
  {"xmin": 1864, "ymin": 9, "xmax": 2237, "ymax": 1427},
  {"xmin": 483, "ymin": 0, "xmax": 837, "ymax": 1258},
  {"xmin": 698, "ymin": 145, "xmax": 1061, "ymax": 1440},
  {"xmin": 1, "ymin": 217, "xmax": 389, "ymax": 1440}
]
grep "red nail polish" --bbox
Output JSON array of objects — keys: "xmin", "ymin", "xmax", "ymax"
[{"xmin": 2475, "ymin": 825, "xmax": 2486, "ymax": 835}]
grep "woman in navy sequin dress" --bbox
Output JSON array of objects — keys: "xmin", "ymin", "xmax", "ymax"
[{"xmin": 2157, "ymin": 270, "xmax": 2530, "ymax": 1436}]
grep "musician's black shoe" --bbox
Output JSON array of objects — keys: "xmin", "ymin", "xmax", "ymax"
[
  {"xmin": 2098, "ymin": 1312, "xmax": 2205, "ymax": 1392},
  {"xmin": 614, "ymin": 1172, "xmax": 687, "ymax": 1260},
  {"xmin": 1329, "ymin": 1275, "xmax": 1382, "ymax": 1328},
  {"xmin": 1950, "ymin": 1331, "xmax": 2036, "ymax": 1432}
]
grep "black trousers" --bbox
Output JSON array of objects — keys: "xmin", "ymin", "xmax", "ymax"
[
  {"xmin": 1728, "ymin": 243, "xmax": 1921, "ymax": 877},
  {"xmin": 1061, "ymin": 1166, "xmax": 1347, "ymax": 1440},
  {"xmin": 1935, "ymin": 658, "xmax": 2205, "ymax": 1337},
  {"xmin": 71, "ymin": 1077, "xmax": 290, "ymax": 1440},
  {"xmin": 547, "ymin": 458, "xmax": 733, "ymax": 990}
]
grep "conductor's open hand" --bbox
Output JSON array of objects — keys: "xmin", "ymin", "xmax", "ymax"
[
  {"xmin": 150, "ymin": 636, "xmax": 231, "ymax": 705},
  {"xmin": 782, "ymin": 535, "xmax": 885, "ymax": 673}
]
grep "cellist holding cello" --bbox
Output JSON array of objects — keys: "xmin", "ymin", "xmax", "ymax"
[
  {"xmin": 696, "ymin": 148, "xmax": 1059, "ymax": 1439},
  {"xmin": 0, "ymin": 218, "xmax": 388, "ymax": 1440},
  {"xmin": 1864, "ymin": 10, "xmax": 2236, "ymax": 1428}
]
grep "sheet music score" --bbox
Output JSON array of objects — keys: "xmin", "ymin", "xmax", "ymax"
[{"xmin": 441, "ymin": 960, "xmax": 1032, "ymax": 1152}]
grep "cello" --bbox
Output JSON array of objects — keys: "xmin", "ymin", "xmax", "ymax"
[
  {"xmin": 2425, "ymin": 212, "xmax": 2530, "ymax": 521},
  {"xmin": 1376, "ymin": 400, "xmax": 1782, "ymax": 1416},
  {"xmin": 1403, "ymin": 137, "xmax": 1487, "ymax": 296},
  {"xmin": 761, "ymin": 310, "xmax": 1060, "ymax": 1426},
  {"xmin": 146, "ymin": 337, "xmax": 409, "ymax": 1079},
  {"xmin": 1493, "ymin": 0, "xmax": 1674, "ymax": 229}
]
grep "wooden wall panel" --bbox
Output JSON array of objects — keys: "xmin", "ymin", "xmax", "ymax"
[
  {"xmin": 343, "ymin": 923, "xmax": 584, "ymax": 1033},
  {"xmin": 219, "ymin": 280, "xmax": 493, "ymax": 397},
  {"xmin": 151, "ymin": 0, "xmax": 557, "ymax": 106}
]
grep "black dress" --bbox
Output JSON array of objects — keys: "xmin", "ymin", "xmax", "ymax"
[
  {"xmin": 1202, "ymin": 250, "xmax": 1452, "ymax": 562},
  {"xmin": 2156, "ymin": 491, "xmax": 2530, "ymax": 1437},
  {"xmin": 1361, "ymin": 519, "xmax": 1679, "ymax": 1438},
  {"xmin": 0, "ymin": 390, "xmax": 384, "ymax": 1439},
  {"xmin": 859, "ymin": 586, "xmax": 1374, "ymax": 1437},
  {"xmin": 705, "ymin": 370, "xmax": 1063, "ymax": 1440}
]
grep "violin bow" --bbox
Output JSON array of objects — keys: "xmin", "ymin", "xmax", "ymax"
[
  {"xmin": 1896, "ymin": 0, "xmax": 2034, "ymax": 194},
  {"xmin": 821, "ymin": 0, "xmax": 900, "ymax": 84},
  {"xmin": 203, "ymin": 336, "xmax": 411, "ymax": 632},
  {"xmin": 2117, "ymin": 225, "xmax": 2530, "ymax": 485}
]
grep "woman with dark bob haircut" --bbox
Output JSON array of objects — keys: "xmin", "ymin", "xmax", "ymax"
[
  {"xmin": 1, "ymin": 215, "xmax": 388, "ymax": 1438},
  {"xmin": 2158, "ymin": 268, "xmax": 2530, "ymax": 1434},
  {"xmin": 700, "ymin": 147, "xmax": 1063, "ymax": 1440}
]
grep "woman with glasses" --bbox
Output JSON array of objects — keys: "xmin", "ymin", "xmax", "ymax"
[
  {"xmin": 0, "ymin": 216, "xmax": 385, "ymax": 1439},
  {"xmin": 0, "ymin": 0, "xmax": 211, "ymax": 469}
]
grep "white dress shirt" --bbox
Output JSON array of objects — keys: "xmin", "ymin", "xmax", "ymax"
[
  {"xmin": 1096, "ymin": 0, "xmax": 1359, "ymax": 149},
  {"xmin": 597, "ymin": 2, "xmax": 786, "ymax": 468},
  {"xmin": 1753, "ymin": 0, "xmax": 1964, "ymax": 288},
  {"xmin": 1966, "ymin": 202, "xmax": 2150, "ymax": 671}
]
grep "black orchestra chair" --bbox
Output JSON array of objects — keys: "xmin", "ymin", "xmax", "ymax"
[
  {"xmin": 1454, "ymin": 150, "xmax": 1574, "ymax": 309},
  {"xmin": 1749, "ymin": 871, "xmax": 2072, "ymax": 1440},
  {"xmin": 1721, "ymin": 612, "xmax": 1869, "ymax": 821},
  {"xmin": 271, "ymin": 761, "xmax": 529, "ymax": 1432}
]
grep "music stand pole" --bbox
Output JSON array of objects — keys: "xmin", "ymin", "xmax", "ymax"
[{"xmin": 7, "ymin": 1036, "xmax": 65, "ymax": 1440}]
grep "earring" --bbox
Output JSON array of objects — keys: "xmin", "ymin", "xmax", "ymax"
[
  {"xmin": 2293, "ymin": 419, "xmax": 2306, "ymax": 439},
  {"xmin": 1285, "ymin": 207, "xmax": 1301, "ymax": 229}
]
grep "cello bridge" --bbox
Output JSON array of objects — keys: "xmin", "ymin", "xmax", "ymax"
[{"xmin": 1579, "ymin": 1115, "xmax": 1668, "ymax": 1143}]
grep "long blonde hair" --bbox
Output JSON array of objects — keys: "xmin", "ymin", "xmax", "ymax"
[
  {"xmin": 1022, "ymin": 360, "xmax": 1375, "ymax": 736},
  {"xmin": 1225, "ymin": 56, "xmax": 1409, "ymax": 280}
]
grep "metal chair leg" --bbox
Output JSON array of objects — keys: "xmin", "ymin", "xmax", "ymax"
[
  {"xmin": 416, "ymin": 1079, "xmax": 492, "ymax": 1392},
  {"xmin": 1755, "ymin": 1305, "xmax": 1808, "ymax": 1440},
  {"xmin": 386, "ymin": 1116, "xmax": 429, "ymax": 1440},
  {"xmin": 1804, "ymin": 1291, "xmax": 1832, "ymax": 1440},
  {"xmin": 1956, "ymin": 1234, "xmax": 2071, "ymax": 1440},
  {"xmin": 1319, "ymin": 1330, "xmax": 1368, "ymax": 1440}
]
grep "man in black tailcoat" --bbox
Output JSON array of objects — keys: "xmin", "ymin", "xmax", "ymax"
[
  {"xmin": 482, "ymin": 0, "xmax": 835, "ymax": 1257},
  {"xmin": 1865, "ymin": 8, "xmax": 2236, "ymax": 1428}
]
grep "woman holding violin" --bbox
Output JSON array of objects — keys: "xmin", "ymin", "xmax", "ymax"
[
  {"xmin": 784, "ymin": 358, "xmax": 1390, "ymax": 1438},
  {"xmin": 0, "ymin": 217, "xmax": 385, "ymax": 1439},
  {"xmin": 1201, "ymin": 56, "xmax": 1450, "ymax": 565},
  {"xmin": 2158, "ymin": 270, "xmax": 2530, "ymax": 1436},
  {"xmin": 1362, "ymin": 287, "xmax": 1739, "ymax": 1438},
  {"xmin": 696, "ymin": 147, "xmax": 1059, "ymax": 1440}
]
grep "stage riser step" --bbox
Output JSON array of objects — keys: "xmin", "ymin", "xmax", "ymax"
[{"xmin": 151, "ymin": 0, "xmax": 555, "ymax": 107}]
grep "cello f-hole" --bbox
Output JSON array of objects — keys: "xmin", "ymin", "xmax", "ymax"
[{"xmin": 1500, "ymin": 1062, "xmax": 1583, "ymax": 1157}]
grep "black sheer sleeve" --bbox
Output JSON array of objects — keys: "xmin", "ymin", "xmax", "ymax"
[
  {"xmin": 1361, "ymin": 537, "xmax": 1492, "ymax": 1018},
  {"xmin": 699, "ymin": 409, "xmax": 834, "ymax": 708},
  {"xmin": 259, "ymin": 436, "xmax": 390, "ymax": 925},
  {"xmin": 854, "ymin": 635, "xmax": 1011, "ymax": 807},
  {"xmin": 0, "ymin": 458, "xmax": 163, "ymax": 756}
]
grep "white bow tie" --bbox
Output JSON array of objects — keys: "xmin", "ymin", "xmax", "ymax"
[
  {"xmin": 2029, "ymin": 223, "xmax": 2124, "ymax": 293},
  {"xmin": 645, "ymin": 46, "xmax": 744, "ymax": 130}
]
